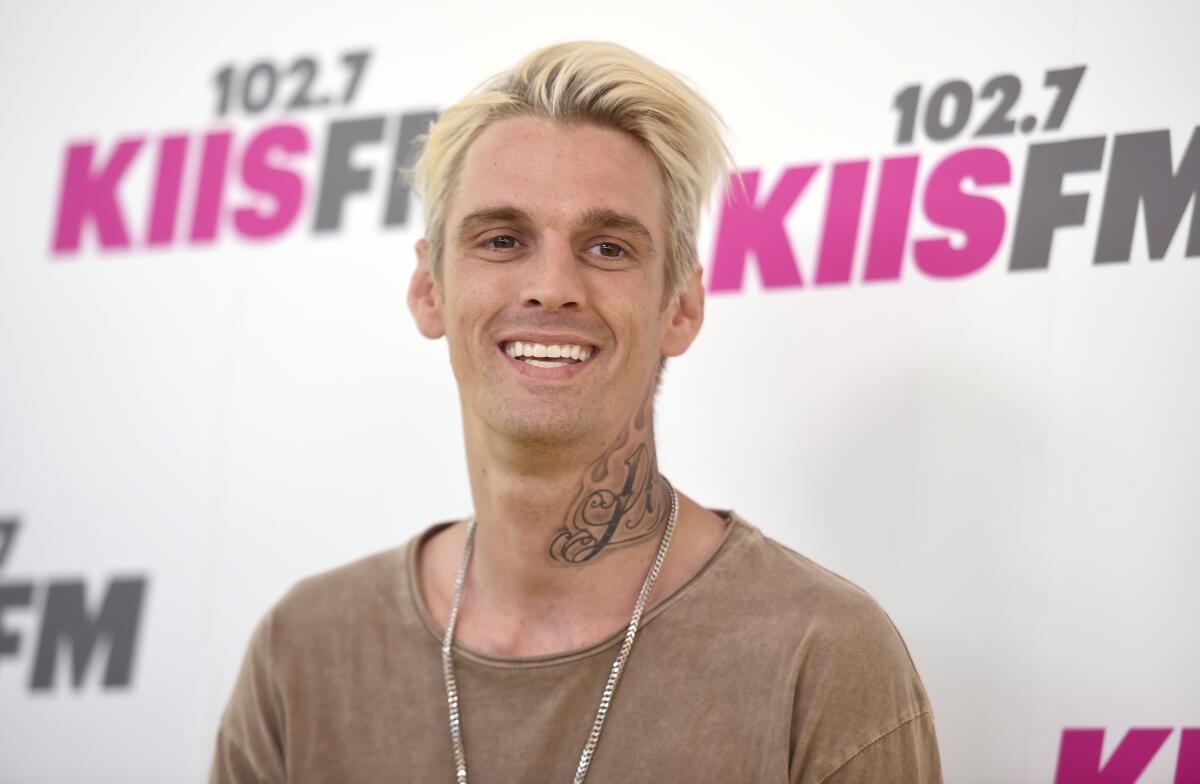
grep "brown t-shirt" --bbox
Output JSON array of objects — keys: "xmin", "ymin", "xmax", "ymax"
[{"xmin": 211, "ymin": 511, "xmax": 941, "ymax": 783}]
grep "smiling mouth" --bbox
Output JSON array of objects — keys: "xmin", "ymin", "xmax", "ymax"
[{"xmin": 500, "ymin": 340, "xmax": 596, "ymax": 368}]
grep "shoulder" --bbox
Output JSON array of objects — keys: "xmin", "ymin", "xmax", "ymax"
[
  {"xmin": 213, "ymin": 533, "xmax": 437, "ymax": 779},
  {"xmin": 261, "ymin": 526, "xmax": 441, "ymax": 668},
  {"xmin": 716, "ymin": 513, "xmax": 919, "ymax": 662},
  {"xmin": 273, "ymin": 543, "xmax": 407, "ymax": 626},
  {"xmin": 703, "ymin": 514, "xmax": 937, "ymax": 779}
]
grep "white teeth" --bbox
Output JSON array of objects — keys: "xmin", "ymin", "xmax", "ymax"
[
  {"xmin": 526, "ymin": 358, "xmax": 568, "ymax": 368},
  {"xmin": 503, "ymin": 341, "xmax": 595, "ymax": 362}
]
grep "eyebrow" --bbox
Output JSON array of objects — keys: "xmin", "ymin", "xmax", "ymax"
[
  {"xmin": 455, "ymin": 207, "xmax": 531, "ymax": 240},
  {"xmin": 455, "ymin": 205, "xmax": 657, "ymax": 253}
]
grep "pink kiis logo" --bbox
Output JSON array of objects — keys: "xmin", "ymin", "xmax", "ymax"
[
  {"xmin": 1055, "ymin": 728, "xmax": 1198, "ymax": 783},
  {"xmin": 49, "ymin": 112, "xmax": 434, "ymax": 254},
  {"xmin": 53, "ymin": 128, "xmax": 306, "ymax": 250}
]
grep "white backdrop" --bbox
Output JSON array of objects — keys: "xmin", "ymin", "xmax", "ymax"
[{"xmin": 1, "ymin": 0, "xmax": 1197, "ymax": 781}]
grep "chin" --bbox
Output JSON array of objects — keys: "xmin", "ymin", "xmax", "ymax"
[{"xmin": 492, "ymin": 406, "xmax": 596, "ymax": 449}]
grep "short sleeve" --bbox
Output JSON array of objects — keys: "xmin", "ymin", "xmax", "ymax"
[
  {"xmin": 209, "ymin": 610, "xmax": 288, "ymax": 784},
  {"xmin": 818, "ymin": 711, "xmax": 942, "ymax": 784},
  {"xmin": 782, "ymin": 562, "xmax": 943, "ymax": 784}
]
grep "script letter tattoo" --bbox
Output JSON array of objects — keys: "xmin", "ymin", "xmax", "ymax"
[{"xmin": 549, "ymin": 397, "xmax": 671, "ymax": 563}]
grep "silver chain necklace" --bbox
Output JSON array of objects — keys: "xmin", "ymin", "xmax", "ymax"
[{"xmin": 441, "ymin": 477, "xmax": 679, "ymax": 784}]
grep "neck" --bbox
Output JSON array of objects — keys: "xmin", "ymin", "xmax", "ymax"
[{"xmin": 460, "ymin": 386, "xmax": 674, "ymax": 634}]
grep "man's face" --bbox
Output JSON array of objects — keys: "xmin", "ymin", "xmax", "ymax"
[{"xmin": 410, "ymin": 116, "xmax": 701, "ymax": 447}]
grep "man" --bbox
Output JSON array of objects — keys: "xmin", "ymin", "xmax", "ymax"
[{"xmin": 211, "ymin": 41, "xmax": 941, "ymax": 783}]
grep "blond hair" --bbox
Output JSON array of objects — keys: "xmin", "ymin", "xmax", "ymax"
[{"xmin": 409, "ymin": 41, "xmax": 733, "ymax": 301}]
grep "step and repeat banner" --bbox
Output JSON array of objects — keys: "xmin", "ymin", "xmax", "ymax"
[{"xmin": 1, "ymin": 0, "xmax": 1197, "ymax": 781}]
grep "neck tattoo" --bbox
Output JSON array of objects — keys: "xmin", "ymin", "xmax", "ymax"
[
  {"xmin": 441, "ymin": 476, "xmax": 679, "ymax": 784},
  {"xmin": 549, "ymin": 393, "xmax": 670, "ymax": 564}
]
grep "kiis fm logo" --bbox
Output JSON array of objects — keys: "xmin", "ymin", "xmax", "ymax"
[
  {"xmin": 710, "ymin": 67, "xmax": 1198, "ymax": 291},
  {"xmin": 0, "ymin": 518, "xmax": 147, "ymax": 691},
  {"xmin": 49, "ymin": 50, "xmax": 434, "ymax": 253}
]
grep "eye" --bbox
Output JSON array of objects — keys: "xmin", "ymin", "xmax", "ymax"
[
  {"xmin": 589, "ymin": 241, "xmax": 628, "ymax": 260},
  {"xmin": 484, "ymin": 234, "xmax": 522, "ymax": 251}
]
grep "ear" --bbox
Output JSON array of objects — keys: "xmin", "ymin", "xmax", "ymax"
[
  {"xmin": 407, "ymin": 238, "xmax": 445, "ymax": 339},
  {"xmin": 660, "ymin": 265, "xmax": 705, "ymax": 357}
]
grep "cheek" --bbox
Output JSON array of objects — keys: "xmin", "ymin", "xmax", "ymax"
[
  {"xmin": 593, "ymin": 284, "xmax": 666, "ymax": 355},
  {"xmin": 442, "ymin": 278, "xmax": 493, "ymax": 345},
  {"xmin": 623, "ymin": 312, "xmax": 668, "ymax": 368}
]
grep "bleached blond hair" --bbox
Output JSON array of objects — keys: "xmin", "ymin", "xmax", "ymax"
[{"xmin": 409, "ymin": 41, "xmax": 734, "ymax": 302}]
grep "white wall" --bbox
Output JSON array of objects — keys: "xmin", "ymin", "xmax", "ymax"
[{"xmin": 1, "ymin": 0, "xmax": 1197, "ymax": 781}]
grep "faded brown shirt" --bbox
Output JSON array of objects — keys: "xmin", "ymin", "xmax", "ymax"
[{"xmin": 210, "ymin": 511, "xmax": 941, "ymax": 783}]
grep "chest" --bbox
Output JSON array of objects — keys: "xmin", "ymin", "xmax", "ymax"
[{"xmin": 279, "ymin": 643, "xmax": 794, "ymax": 783}]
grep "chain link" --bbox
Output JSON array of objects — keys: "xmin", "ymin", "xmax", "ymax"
[{"xmin": 441, "ymin": 477, "xmax": 679, "ymax": 784}]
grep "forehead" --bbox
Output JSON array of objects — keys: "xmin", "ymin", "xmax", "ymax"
[{"xmin": 448, "ymin": 116, "xmax": 665, "ymax": 237}]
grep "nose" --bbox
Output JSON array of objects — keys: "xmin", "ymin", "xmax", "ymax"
[{"xmin": 519, "ymin": 234, "xmax": 586, "ymax": 312}]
